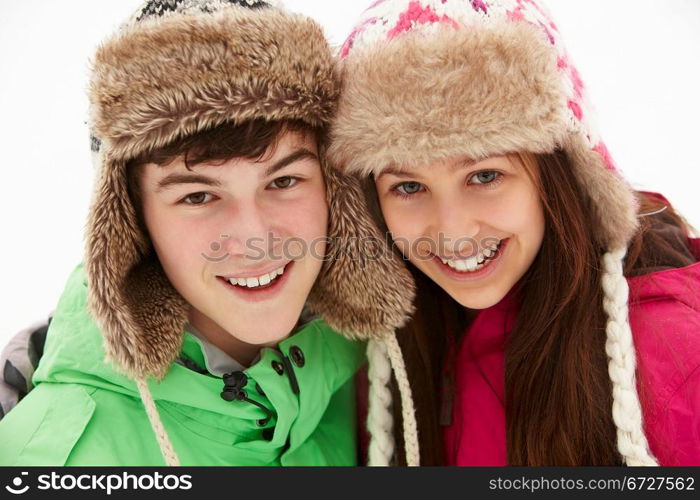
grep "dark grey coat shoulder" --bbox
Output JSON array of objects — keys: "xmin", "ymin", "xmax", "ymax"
[{"xmin": 0, "ymin": 315, "xmax": 50, "ymax": 419}]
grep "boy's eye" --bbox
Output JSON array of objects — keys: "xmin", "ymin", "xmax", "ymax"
[
  {"xmin": 394, "ymin": 181, "xmax": 424, "ymax": 195},
  {"xmin": 268, "ymin": 176, "xmax": 299, "ymax": 189},
  {"xmin": 470, "ymin": 171, "xmax": 500, "ymax": 184},
  {"xmin": 181, "ymin": 192, "xmax": 214, "ymax": 205}
]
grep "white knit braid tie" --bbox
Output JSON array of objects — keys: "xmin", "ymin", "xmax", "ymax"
[
  {"xmin": 136, "ymin": 377, "xmax": 181, "ymax": 466},
  {"xmin": 366, "ymin": 339, "xmax": 396, "ymax": 465},
  {"xmin": 601, "ymin": 248, "xmax": 658, "ymax": 466},
  {"xmin": 383, "ymin": 332, "xmax": 421, "ymax": 466}
]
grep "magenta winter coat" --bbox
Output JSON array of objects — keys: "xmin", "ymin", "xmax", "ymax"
[{"xmin": 444, "ymin": 238, "xmax": 700, "ymax": 466}]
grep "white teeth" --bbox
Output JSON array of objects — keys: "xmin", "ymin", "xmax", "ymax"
[
  {"xmin": 225, "ymin": 262, "xmax": 289, "ymax": 288},
  {"xmin": 445, "ymin": 257, "xmax": 488, "ymax": 274},
  {"xmin": 440, "ymin": 240, "xmax": 503, "ymax": 274}
]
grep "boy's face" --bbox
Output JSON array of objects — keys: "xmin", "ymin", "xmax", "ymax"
[{"xmin": 139, "ymin": 130, "xmax": 328, "ymax": 351}]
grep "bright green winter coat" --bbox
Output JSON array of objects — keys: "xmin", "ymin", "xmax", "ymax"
[{"xmin": 0, "ymin": 265, "xmax": 365, "ymax": 466}]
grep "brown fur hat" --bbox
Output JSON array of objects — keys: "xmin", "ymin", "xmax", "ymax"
[{"xmin": 85, "ymin": 0, "xmax": 414, "ymax": 380}]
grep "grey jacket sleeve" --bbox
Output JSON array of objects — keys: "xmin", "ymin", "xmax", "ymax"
[{"xmin": 0, "ymin": 315, "xmax": 51, "ymax": 420}]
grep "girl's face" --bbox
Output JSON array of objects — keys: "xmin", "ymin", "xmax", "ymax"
[
  {"xmin": 375, "ymin": 155, "xmax": 545, "ymax": 310},
  {"xmin": 140, "ymin": 130, "xmax": 328, "ymax": 354}
]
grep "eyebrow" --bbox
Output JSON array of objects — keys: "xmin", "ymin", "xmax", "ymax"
[
  {"xmin": 375, "ymin": 167, "xmax": 418, "ymax": 180},
  {"xmin": 376, "ymin": 159, "xmax": 477, "ymax": 180},
  {"xmin": 156, "ymin": 173, "xmax": 222, "ymax": 192},
  {"xmin": 155, "ymin": 148, "xmax": 318, "ymax": 192},
  {"xmin": 263, "ymin": 148, "xmax": 318, "ymax": 177}
]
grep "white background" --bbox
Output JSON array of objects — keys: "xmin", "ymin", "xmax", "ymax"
[{"xmin": 1, "ymin": 0, "xmax": 699, "ymax": 345}]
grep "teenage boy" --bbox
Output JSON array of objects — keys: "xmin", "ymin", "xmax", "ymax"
[{"xmin": 0, "ymin": 0, "xmax": 414, "ymax": 466}]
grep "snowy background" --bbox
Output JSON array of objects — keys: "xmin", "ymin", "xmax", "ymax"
[{"xmin": 1, "ymin": 0, "xmax": 699, "ymax": 344}]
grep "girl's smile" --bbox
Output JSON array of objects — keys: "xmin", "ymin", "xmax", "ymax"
[
  {"xmin": 375, "ymin": 154, "xmax": 545, "ymax": 310},
  {"xmin": 430, "ymin": 238, "xmax": 508, "ymax": 283}
]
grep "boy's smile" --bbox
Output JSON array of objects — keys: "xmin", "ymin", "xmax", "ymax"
[
  {"xmin": 138, "ymin": 129, "xmax": 328, "ymax": 361},
  {"xmin": 216, "ymin": 260, "xmax": 294, "ymax": 303}
]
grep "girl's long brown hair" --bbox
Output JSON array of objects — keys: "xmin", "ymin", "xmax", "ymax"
[{"xmin": 365, "ymin": 149, "xmax": 694, "ymax": 465}]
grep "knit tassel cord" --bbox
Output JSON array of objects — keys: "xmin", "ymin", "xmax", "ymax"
[
  {"xmin": 601, "ymin": 248, "xmax": 658, "ymax": 466},
  {"xmin": 136, "ymin": 377, "xmax": 181, "ymax": 466},
  {"xmin": 366, "ymin": 338, "xmax": 396, "ymax": 465},
  {"xmin": 384, "ymin": 332, "xmax": 420, "ymax": 466}
]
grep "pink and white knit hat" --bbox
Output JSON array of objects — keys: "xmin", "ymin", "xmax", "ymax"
[{"xmin": 329, "ymin": 0, "xmax": 657, "ymax": 466}]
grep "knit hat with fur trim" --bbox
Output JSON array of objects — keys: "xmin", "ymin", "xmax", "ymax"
[
  {"xmin": 330, "ymin": 0, "xmax": 657, "ymax": 466},
  {"xmin": 85, "ymin": 0, "xmax": 414, "ymax": 465}
]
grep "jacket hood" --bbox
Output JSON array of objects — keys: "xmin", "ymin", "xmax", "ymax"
[{"xmin": 629, "ymin": 237, "xmax": 700, "ymax": 308}]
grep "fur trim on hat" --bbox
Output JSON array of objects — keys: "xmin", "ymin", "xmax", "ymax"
[
  {"xmin": 309, "ymin": 157, "xmax": 415, "ymax": 339},
  {"xmin": 564, "ymin": 135, "xmax": 639, "ymax": 250},
  {"xmin": 90, "ymin": 7, "xmax": 338, "ymax": 163},
  {"xmin": 329, "ymin": 23, "xmax": 566, "ymax": 174}
]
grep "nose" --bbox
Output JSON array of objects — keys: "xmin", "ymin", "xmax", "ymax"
[
  {"xmin": 429, "ymin": 195, "xmax": 481, "ymax": 257},
  {"xmin": 220, "ymin": 199, "xmax": 274, "ymax": 259}
]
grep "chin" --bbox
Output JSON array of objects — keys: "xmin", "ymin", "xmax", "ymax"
[
  {"xmin": 226, "ymin": 309, "xmax": 303, "ymax": 345},
  {"xmin": 449, "ymin": 285, "xmax": 509, "ymax": 310}
]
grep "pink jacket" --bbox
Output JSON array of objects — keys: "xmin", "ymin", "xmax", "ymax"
[{"xmin": 444, "ymin": 238, "xmax": 700, "ymax": 466}]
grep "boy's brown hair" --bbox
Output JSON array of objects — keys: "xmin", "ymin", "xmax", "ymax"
[{"xmin": 125, "ymin": 119, "xmax": 317, "ymax": 231}]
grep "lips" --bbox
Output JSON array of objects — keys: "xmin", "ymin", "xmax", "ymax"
[
  {"xmin": 431, "ymin": 238, "xmax": 509, "ymax": 282},
  {"xmin": 438, "ymin": 239, "xmax": 503, "ymax": 273},
  {"xmin": 217, "ymin": 261, "xmax": 295, "ymax": 302},
  {"xmin": 219, "ymin": 262, "xmax": 289, "ymax": 289}
]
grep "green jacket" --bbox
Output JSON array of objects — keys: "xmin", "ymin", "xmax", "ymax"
[{"xmin": 0, "ymin": 265, "xmax": 365, "ymax": 466}]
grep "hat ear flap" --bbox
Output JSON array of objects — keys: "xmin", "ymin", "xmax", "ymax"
[
  {"xmin": 563, "ymin": 135, "xmax": 640, "ymax": 250},
  {"xmin": 309, "ymin": 152, "xmax": 415, "ymax": 339},
  {"xmin": 85, "ymin": 154, "xmax": 188, "ymax": 380}
]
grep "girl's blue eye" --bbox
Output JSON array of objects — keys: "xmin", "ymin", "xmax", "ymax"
[
  {"xmin": 182, "ymin": 192, "xmax": 214, "ymax": 205},
  {"xmin": 470, "ymin": 171, "xmax": 500, "ymax": 185},
  {"xmin": 395, "ymin": 181, "xmax": 424, "ymax": 195},
  {"xmin": 269, "ymin": 176, "xmax": 299, "ymax": 189}
]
